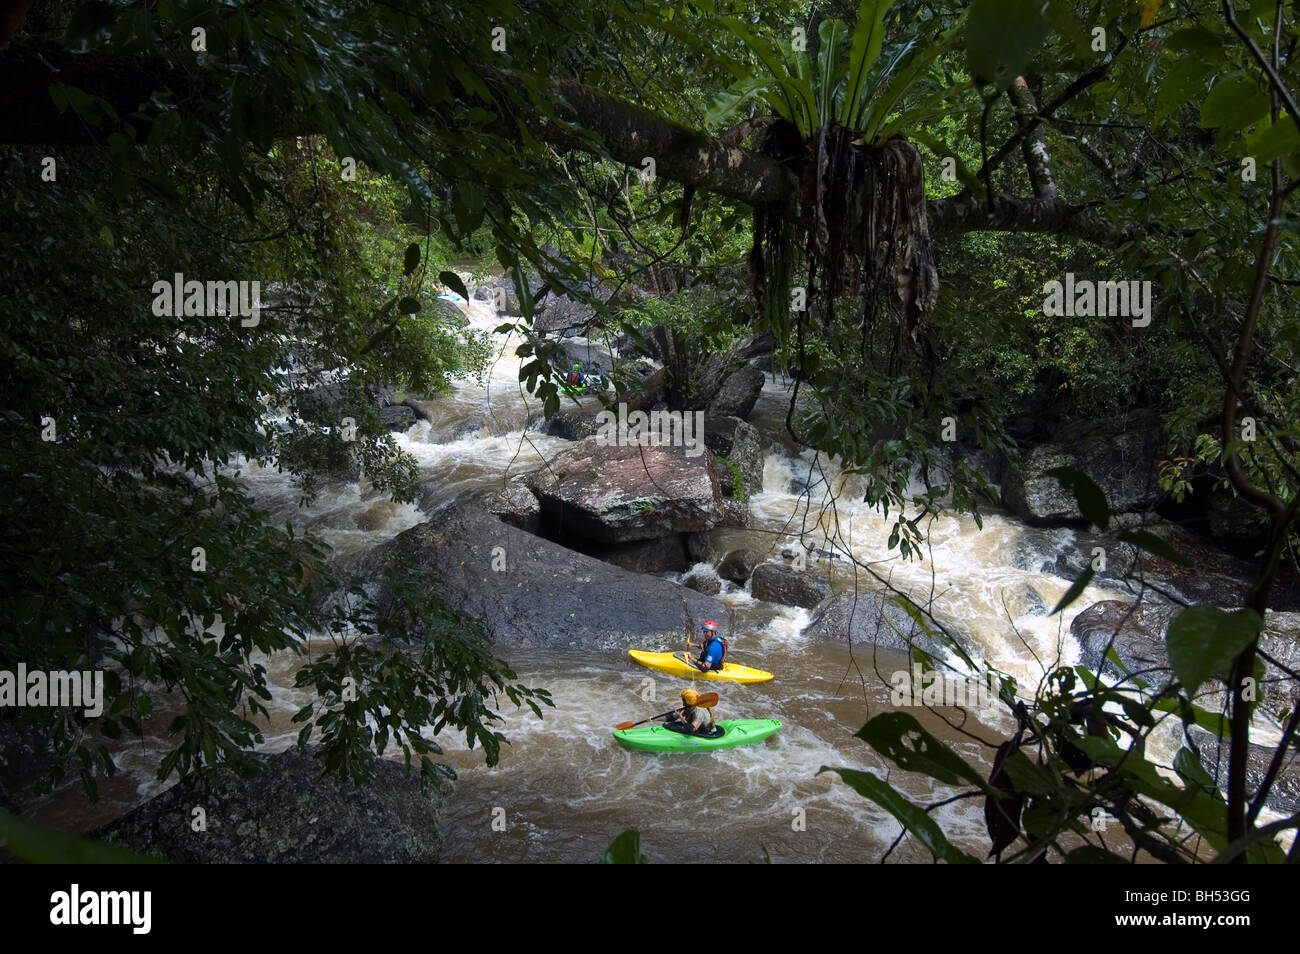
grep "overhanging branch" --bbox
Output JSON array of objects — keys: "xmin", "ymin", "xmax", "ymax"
[{"xmin": 0, "ymin": 45, "xmax": 1135, "ymax": 247}]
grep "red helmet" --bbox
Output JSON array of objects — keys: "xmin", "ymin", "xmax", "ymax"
[{"xmin": 701, "ymin": 621, "xmax": 718, "ymax": 632}]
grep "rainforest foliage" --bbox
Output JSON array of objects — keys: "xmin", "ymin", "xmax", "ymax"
[{"xmin": 1, "ymin": 0, "xmax": 1297, "ymax": 861}]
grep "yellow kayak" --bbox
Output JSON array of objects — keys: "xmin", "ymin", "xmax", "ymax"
[{"xmin": 627, "ymin": 650, "xmax": 774, "ymax": 684}]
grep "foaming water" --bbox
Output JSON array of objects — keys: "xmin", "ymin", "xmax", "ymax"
[
  {"xmin": 747, "ymin": 447, "xmax": 1135, "ymax": 688},
  {"xmin": 434, "ymin": 639, "xmax": 992, "ymax": 863},
  {"xmin": 28, "ymin": 296, "xmax": 1268, "ymax": 861}
]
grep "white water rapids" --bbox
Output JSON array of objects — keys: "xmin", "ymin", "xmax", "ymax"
[{"xmin": 32, "ymin": 296, "xmax": 1283, "ymax": 862}]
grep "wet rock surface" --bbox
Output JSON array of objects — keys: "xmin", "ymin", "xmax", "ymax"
[
  {"xmin": 802, "ymin": 592, "xmax": 946, "ymax": 657},
  {"xmin": 526, "ymin": 438, "xmax": 722, "ymax": 544},
  {"xmin": 355, "ymin": 498, "xmax": 731, "ymax": 649},
  {"xmin": 750, "ymin": 561, "xmax": 832, "ymax": 608},
  {"xmin": 95, "ymin": 749, "xmax": 451, "ymax": 864},
  {"xmin": 1002, "ymin": 414, "xmax": 1164, "ymax": 523},
  {"xmin": 717, "ymin": 548, "xmax": 762, "ymax": 584}
]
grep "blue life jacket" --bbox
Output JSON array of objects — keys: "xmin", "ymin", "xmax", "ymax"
[{"xmin": 701, "ymin": 635, "xmax": 726, "ymax": 668}]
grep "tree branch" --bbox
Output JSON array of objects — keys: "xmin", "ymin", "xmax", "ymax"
[
  {"xmin": 0, "ymin": 45, "xmax": 1141, "ymax": 248},
  {"xmin": 1008, "ymin": 77, "xmax": 1057, "ymax": 201},
  {"xmin": 977, "ymin": 30, "xmax": 1129, "ymax": 185}
]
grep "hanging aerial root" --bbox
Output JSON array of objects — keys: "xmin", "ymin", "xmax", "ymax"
[{"xmin": 748, "ymin": 120, "xmax": 939, "ymax": 351}]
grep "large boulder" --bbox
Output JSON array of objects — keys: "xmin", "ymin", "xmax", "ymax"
[
  {"xmin": 649, "ymin": 326, "xmax": 764, "ymax": 421},
  {"xmin": 534, "ymin": 279, "xmax": 618, "ymax": 336},
  {"xmin": 366, "ymin": 383, "xmax": 397, "ymax": 407},
  {"xmin": 717, "ymin": 548, "xmax": 761, "ymax": 584},
  {"xmin": 1072, "ymin": 601, "xmax": 1179, "ymax": 682},
  {"xmin": 1186, "ymin": 725, "xmax": 1300, "ymax": 816},
  {"xmin": 750, "ymin": 561, "xmax": 832, "ymax": 608},
  {"xmin": 1207, "ymin": 489, "xmax": 1270, "ymax": 555},
  {"xmin": 717, "ymin": 497, "xmax": 750, "ymax": 529},
  {"xmin": 484, "ymin": 483, "xmax": 541, "ymax": 534},
  {"xmin": 802, "ymin": 592, "xmax": 947, "ymax": 657},
  {"xmin": 429, "ymin": 297, "xmax": 466, "ymax": 324},
  {"xmin": 561, "ymin": 338, "xmax": 616, "ymax": 376},
  {"xmin": 1073, "ymin": 600, "xmax": 1300, "ymax": 721},
  {"xmin": 704, "ymin": 416, "xmax": 763, "ymax": 498},
  {"xmin": 485, "ymin": 274, "xmax": 529, "ymax": 316},
  {"xmin": 526, "ymin": 438, "xmax": 723, "ymax": 544},
  {"xmin": 543, "ymin": 368, "xmax": 668, "ymax": 442},
  {"xmin": 1047, "ymin": 522, "xmax": 1254, "ymax": 608},
  {"xmin": 682, "ymin": 564, "xmax": 723, "ymax": 596},
  {"xmin": 705, "ymin": 365, "xmax": 765, "ymax": 420},
  {"xmin": 544, "ymin": 409, "xmax": 605, "ymax": 441},
  {"xmin": 685, "ymin": 532, "xmax": 714, "ymax": 563},
  {"xmin": 588, "ymin": 535, "xmax": 690, "ymax": 574},
  {"xmin": 1002, "ymin": 414, "xmax": 1164, "ymax": 523},
  {"xmin": 737, "ymin": 333, "xmax": 775, "ymax": 361},
  {"xmin": 355, "ymin": 499, "xmax": 731, "ymax": 649},
  {"xmin": 95, "ymin": 749, "xmax": 451, "ymax": 863},
  {"xmin": 379, "ymin": 404, "xmax": 417, "ymax": 432}
]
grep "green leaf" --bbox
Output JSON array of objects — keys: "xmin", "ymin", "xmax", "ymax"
[
  {"xmin": 966, "ymin": 0, "xmax": 1050, "ymax": 90},
  {"xmin": 1045, "ymin": 466, "xmax": 1110, "ymax": 529},
  {"xmin": 438, "ymin": 271, "xmax": 469, "ymax": 300},
  {"xmin": 1166, "ymin": 606, "xmax": 1262, "ymax": 689},
  {"xmin": 1156, "ymin": 57, "xmax": 1214, "ymax": 119},
  {"xmin": 1000, "ymin": 749, "xmax": 1057, "ymax": 796},
  {"xmin": 403, "ymin": 242, "xmax": 421, "ymax": 276},
  {"xmin": 891, "ymin": 593, "xmax": 978, "ymax": 669},
  {"xmin": 1245, "ymin": 115, "xmax": 1300, "ymax": 164},
  {"xmin": 451, "ymin": 60, "xmax": 491, "ymax": 103},
  {"xmin": 1165, "ymin": 26, "xmax": 1225, "ymax": 57},
  {"xmin": 1173, "ymin": 746, "xmax": 1217, "ymax": 792},
  {"xmin": 1049, "ymin": 565, "xmax": 1094, "ymax": 616},
  {"xmin": 862, "ymin": 22, "xmax": 964, "ymax": 140},
  {"xmin": 598, "ymin": 829, "xmax": 648, "ymax": 864},
  {"xmin": 1065, "ymin": 844, "xmax": 1128, "ymax": 863},
  {"xmin": 1200, "ymin": 75, "xmax": 1269, "ymax": 131},
  {"xmin": 1116, "ymin": 529, "xmax": 1193, "ymax": 566},
  {"xmin": 722, "ymin": 18, "xmax": 813, "ymax": 132},
  {"xmin": 705, "ymin": 70, "xmax": 773, "ymax": 127},
  {"xmin": 816, "ymin": 18, "xmax": 848, "ymax": 127},
  {"xmin": 819, "ymin": 768, "xmax": 979, "ymax": 863},
  {"xmin": 843, "ymin": 0, "xmax": 893, "ymax": 127},
  {"xmin": 854, "ymin": 712, "xmax": 994, "ymax": 792},
  {"xmin": 1070, "ymin": 735, "xmax": 1243, "ymax": 856},
  {"xmin": 0, "ymin": 810, "xmax": 163, "ymax": 864}
]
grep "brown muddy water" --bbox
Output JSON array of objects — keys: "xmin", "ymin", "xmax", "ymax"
[{"xmin": 26, "ymin": 298, "xmax": 1289, "ymax": 862}]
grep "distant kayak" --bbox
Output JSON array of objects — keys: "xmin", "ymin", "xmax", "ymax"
[
  {"xmin": 628, "ymin": 649, "xmax": 774, "ymax": 684},
  {"xmin": 559, "ymin": 375, "xmax": 605, "ymax": 395},
  {"xmin": 613, "ymin": 719, "xmax": 781, "ymax": 752}
]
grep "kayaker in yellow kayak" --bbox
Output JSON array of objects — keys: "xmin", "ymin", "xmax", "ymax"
[
  {"xmin": 668, "ymin": 688, "xmax": 716, "ymax": 735},
  {"xmin": 684, "ymin": 620, "xmax": 727, "ymax": 673}
]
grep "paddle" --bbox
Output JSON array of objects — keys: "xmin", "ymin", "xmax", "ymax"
[{"xmin": 615, "ymin": 692, "xmax": 719, "ymax": 731}]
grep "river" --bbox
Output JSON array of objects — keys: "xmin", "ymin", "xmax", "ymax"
[{"xmin": 28, "ymin": 296, "xmax": 1283, "ymax": 863}]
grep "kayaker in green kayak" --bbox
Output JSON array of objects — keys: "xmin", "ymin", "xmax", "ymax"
[
  {"xmin": 563, "ymin": 364, "xmax": 588, "ymax": 392},
  {"xmin": 666, "ymin": 688, "xmax": 718, "ymax": 736}
]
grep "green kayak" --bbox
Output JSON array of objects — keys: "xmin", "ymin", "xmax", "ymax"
[{"xmin": 613, "ymin": 719, "xmax": 781, "ymax": 752}]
